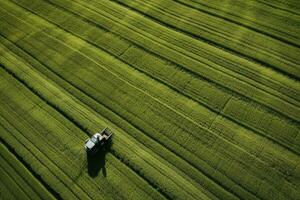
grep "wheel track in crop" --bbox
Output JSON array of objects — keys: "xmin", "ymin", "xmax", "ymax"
[
  {"xmin": 0, "ymin": 118, "xmax": 88, "ymax": 200},
  {"xmin": 254, "ymin": 0, "xmax": 300, "ymax": 16},
  {"xmin": 0, "ymin": 24, "xmax": 296, "ymax": 199},
  {"xmin": 111, "ymin": 0, "xmax": 300, "ymax": 81},
  {"xmin": 76, "ymin": 0, "xmax": 300, "ymax": 88},
  {"xmin": 0, "ymin": 52, "xmax": 210, "ymax": 199},
  {"xmin": 0, "ymin": 36, "xmax": 255, "ymax": 199},
  {"xmin": 171, "ymin": 0, "xmax": 300, "ymax": 45},
  {"xmin": 1, "ymin": 0, "xmax": 298, "ymax": 189},
  {"xmin": 111, "ymin": 0, "xmax": 300, "ymax": 95},
  {"xmin": 38, "ymin": 0, "xmax": 300, "ymax": 123},
  {"xmin": 4, "ymin": 0, "xmax": 300, "ymax": 158},
  {"xmin": 0, "ymin": 38, "xmax": 238, "ymax": 200},
  {"xmin": 0, "ymin": 66, "xmax": 168, "ymax": 200},
  {"xmin": 0, "ymin": 37, "xmax": 227, "ymax": 200},
  {"xmin": 1, "ymin": 0, "xmax": 298, "ymax": 199},
  {"xmin": 1, "ymin": 0, "xmax": 298, "ymax": 185},
  {"xmin": 0, "ymin": 138, "xmax": 60, "ymax": 200}
]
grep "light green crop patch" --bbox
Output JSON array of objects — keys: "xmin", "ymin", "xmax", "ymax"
[{"xmin": 0, "ymin": 0, "xmax": 299, "ymax": 200}]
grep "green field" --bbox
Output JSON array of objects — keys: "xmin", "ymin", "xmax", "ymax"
[{"xmin": 0, "ymin": 0, "xmax": 299, "ymax": 199}]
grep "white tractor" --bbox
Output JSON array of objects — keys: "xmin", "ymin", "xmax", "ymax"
[{"xmin": 85, "ymin": 127, "xmax": 113, "ymax": 155}]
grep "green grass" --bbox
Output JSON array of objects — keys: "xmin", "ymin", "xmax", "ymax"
[{"xmin": 0, "ymin": 0, "xmax": 299, "ymax": 199}]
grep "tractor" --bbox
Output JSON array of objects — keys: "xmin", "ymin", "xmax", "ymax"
[{"xmin": 85, "ymin": 127, "xmax": 113, "ymax": 155}]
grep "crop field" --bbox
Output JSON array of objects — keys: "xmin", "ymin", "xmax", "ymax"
[{"xmin": 0, "ymin": 0, "xmax": 299, "ymax": 199}]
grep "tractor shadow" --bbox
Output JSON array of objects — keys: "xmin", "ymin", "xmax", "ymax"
[{"xmin": 86, "ymin": 139, "xmax": 113, "ymax": 178}]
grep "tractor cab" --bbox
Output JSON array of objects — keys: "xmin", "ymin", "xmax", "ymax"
[{"xmin": 85, "ymin": 127, "xmax": 113, "ymax": 155}]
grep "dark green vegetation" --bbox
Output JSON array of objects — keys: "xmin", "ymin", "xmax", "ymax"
[{"xmin": 0, "ymin": 0, "xmax": 299, "ymax": 199}]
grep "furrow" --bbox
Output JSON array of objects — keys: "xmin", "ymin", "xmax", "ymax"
[
  {"xmin": 1, "ymin": 1, "xmax": 299, "ymax": 199},
  {"xmin": 4, "ymin": 0, "xmax": 300, "ymax": 157},
  {"xmin": 0, "ymin": 66, "xmax": 166, "ymax": 200},
  {"xmin": 1, "ymin": 27, "xmax": 292, "ymax": 200},
  {"xmin": 0, "ymin": 165, "xmax": 31, "ymax": 200},
  {"xmin": 0, "ymin": 62, "xmax": 166, "ymax": 200},
  {"xmin": 0, "ymin": 55, "xmax": 209, "ymax": 200},
  {"xmin": 0, "ymin": 118, "xmax": 86, "ymax": 200},
  {"xmin": 0, "ymin": 36, "xmax": 256, "ymax": 200},
  {"xmin": 111, "ymin": 0, "xmax": 300, "ymax": 103},
  {"xmin": 43, "ymin": 0, "xmax": 300, "ymax": 122},
  {"xmin": 0, "ymin": 36, "xmax": 236, "ymax": 200},
  {"xmin": 0, "ymin": 140, "xmax": 58, "ymax": 200},
  {"xmin": 254, "ymin": 0, "xmax": 300, "ymax": 16},
  {"xmin": 172, "ymin": 0, "xmax": 300, "ymax": 45},
  {"xmin": 83, "ymin": 0, "xmax": 300, "ymax": 82}
]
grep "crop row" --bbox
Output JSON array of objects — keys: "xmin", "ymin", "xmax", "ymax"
[
  {"xmin": 0, "ymin": 141, "xmax": 56, "ymax": 200},
  {"xmin": 171, "ymin": 0, "xmax": 300, "ymax": 47},
  {"xmin": 22, "ymin": 0, "xmax": 300, "ymax": 123},
  {"xmin": 0, "ymin": 51, "xmax": 210, "ymax": 200},
  {"xmin": 111, "ymin": 0, "xmax": 300, "ymax": 80},
  {"xmin": 0, "ymin": 38, "xmax": 246, "ymax": 199},
  {"xmin": 256, "ymin": 0, "xmax": 300, "ymax": 15},
  {"xmin": 0, "ymin": 35, "xmax": 234, "ymax": 200},
  {"xmin": 71, "ymin": 0, "xmax": 300, "ymax": 107},
  {"xmin": 0, "ymin": 180, "xmax": 16, "ymax": 199},
  {"xmin": 0, "ymin": 109, "xmax": 91, "ymax": 199},
  {"xmin": 0, "ymin": 34, "xmax": 218, "ymax": 198},
  {"xmin": 2, "ymin": 1, "xmax": 300, "ymax": 198},
  {"xmin": 0, "ymin": 67, "xmax": 167, "ymax": 200},
  {"xmin": 6, "ymin": 0, "xmax": 300, "ymax": 155},
  {"xmin": 1, "ymin": 5, "xmax": 299, "ymax": 200},
  {"xmin": 0, "ymin": 70, "xmax": 123, "ymax": 200}
]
